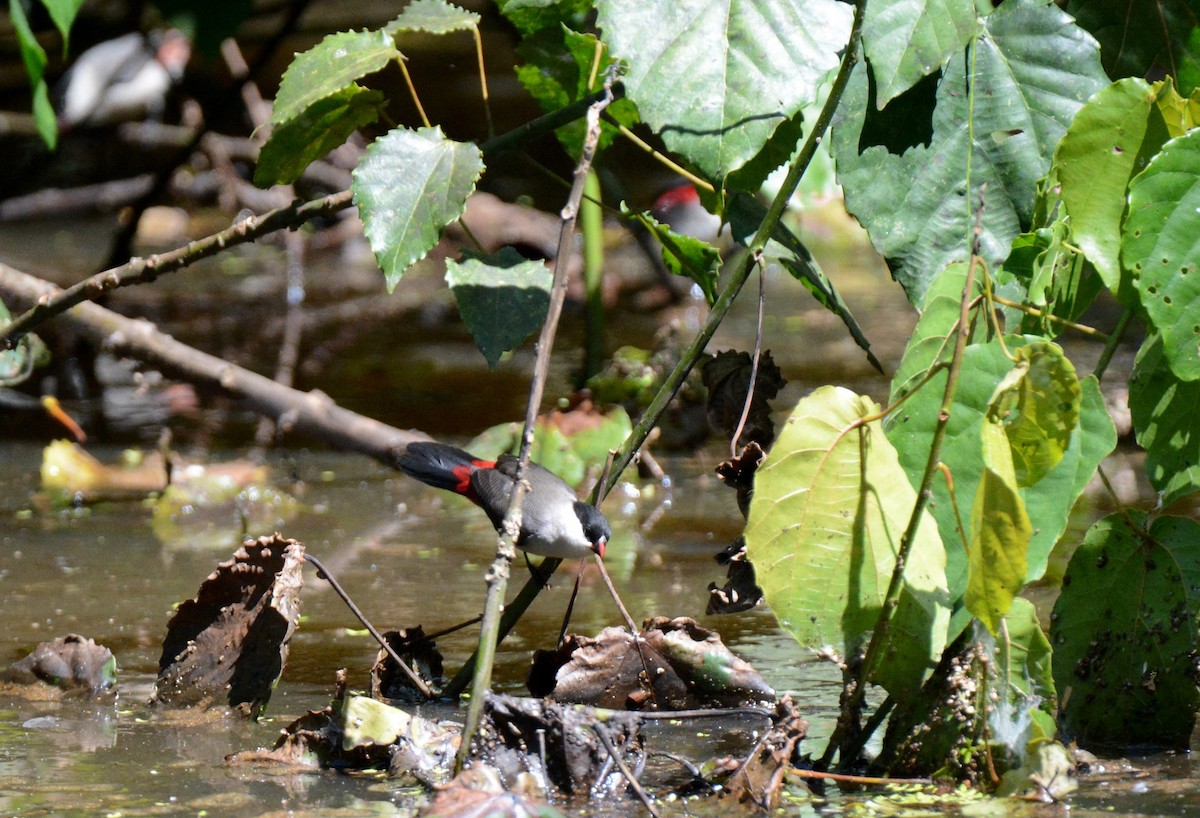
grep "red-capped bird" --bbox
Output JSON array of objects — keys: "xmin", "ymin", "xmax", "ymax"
[{"xmin": 397, "ymin": 442, "xmax": 609, "ymax": 560}]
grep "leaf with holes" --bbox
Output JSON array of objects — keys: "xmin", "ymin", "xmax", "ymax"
[
  {"xmin": 1051, "ymin": 512, "xmax": 1200, "ymax": 748},
  {"xmin": 1126, "ymin": 128, "xmax": 1200, "ymax": 380},
  {"xmin": 1129, "ymin": 333, "xmax": 1200, "ymax": 505}
]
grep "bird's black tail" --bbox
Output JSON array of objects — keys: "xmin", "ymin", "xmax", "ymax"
[{"xmin": 397, "ymin": 441, "xmax": 485, "ymax": 493}]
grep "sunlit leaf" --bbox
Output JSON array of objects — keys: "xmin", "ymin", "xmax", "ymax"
[
  {"xmin": 1126, "ymin": 128, "xmax": 1200, "ymax": 380},
  {"xmin": 596, "ymin": 0, "xmax": 852, "ymax": 182},
  {"xmin": 1054, "ymin": 78, "xmax": 1168, "ymax": 295},
  {"xmin": 385, "ymin": 0, "xmax": 480, "ymax": 34},
  {"xmin": 745, "ymin": 386, "xmax": 950, "ymax": 700},
  {"xmin": 39, "ymin": 0, "xmax": 85, "ymax": 54},
  {"xmin": 445, "ymin": 248, "xmax": 552, "ymax": 369},
  {"xmin": 988, "ymin": 342, "xmax": 1081, "ymax": 487},
  {"xmin": 629, "ymin": 205, "xmax": 720, "ymax": 305},
  {"xmin": 352, "ymin": 126, "xmax": 484, "ymax": 290},
  {"xmin": 270, "ymin": 29, "xmax": 399, "ymax": 125},
  {"xmin": 964, "ymin": 418, "xmax": 1031, "ymax": 635},
  {"xmin": 1051, "ymin": 512, "xmax": 1200, "ymax": 748},
  {"xmin": 862, "ymin": 0, "xmax": 979, "ymax": 105},
  {"xmin": 1129, "ymin": 333, "xmax": 1200, "ymax": 505},
  {"xmin": 255, "ymin": 86, "xmax": 385, "ymax": 187}
]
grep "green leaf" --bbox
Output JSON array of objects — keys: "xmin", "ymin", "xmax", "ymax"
[
  {"xmin": 1067, "ymin": 0, "xmax": 1199, "ymax": 91},
  {"xmin": 834, "ymin": 0, "xmax": 1106, "ymax": 305},
  {"xmin": 1051, "ymin": 512, "xmax": 1200, "ymax": 748},
  {"xmin": 470, "ymin": 407, "xmax": 632, "ymax": 487},
  {"xmin": 498, "ymin": 0, "xmax": 592, "ymax": 35},
  {"xmin": 965, "ymin": 417, "xmax": 1031, "ymax": 635},
  {"xmin": 886, "ymin": 339, "xmax": 1115, "ymax": 595},
  {"xmin": 728, "ymin": 193, "xmax": 881, "ymax": 372},
  {"xmin": 1054, "ymin": 78, "xmax": 1168, "ymax": 294},
  {"xmin": 444, "ymin": 248, "xmax": 552, "ymax": 369},
  {"xmin": 745, "ymin": 386, "xmax": 950, "ymax": 700},
  {"xmin": 889, "ymin": 262, "xmax": 986, "ymax": 404},
  {"xmin": 1126, "ymin": 128, "xmax": 1200, "ymax": 379},
  {"xmin": 270, "ymin": 29, "xmax": 399, "ymax": 126},
  {"xmin": 39, "ymin": 0, "xmax": 85, "ymax": 54},
  {"xmin": 596, "ymin": 0, "xmax": 852, "ymax": 183},
  {"xmin": 385, "ymin": 0, "xmax": 480, "ymax": 34},
  {"xmin": 1000, "ymin": 221, "xmax": 1103, "ymax": 337},
  {"xmin": 151, "ymin": 0, "xmax": 252, "ymax": 56},
  {"xmin": 10, "ymin": 0, "xmax": 55, "ymax": 149},
  {"xmin": 352, "ymin": 126, "xmax": 484, "ymax": 291},
  {"xmin": 515, "ymin": 26, "xmax": 638, "ymax": 156},
  {"xmin": 1129, "ymin": 332, "xmax": 1200, "ymax": 505},
  {"xmin": 1003, "ymin": 597, "xmax": 1055, "ymax": 706},
  {"xmin": 988, "ymin": 342, "xmax": 1081, "ymax": 487},
  {"xmin": 254, "ymin": 86, "xmax": 385, "ymax": 187},
  {"xmin": 0, "ymin": 298, "xmax": 43, "ymax": 387},
  {"xmin": 862, "ymin": 0, "xmax": 980, "ymax": 106},
  {"xmin": 628, "ymin": 205, "xmax": 720, "ymax": 305}
]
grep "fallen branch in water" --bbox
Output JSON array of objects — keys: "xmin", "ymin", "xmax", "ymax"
[{"xmin": 0, "ymin": 262, "xmax": 422, "ymax": 466}]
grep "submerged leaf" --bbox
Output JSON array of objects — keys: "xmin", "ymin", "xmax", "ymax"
[
  {"xmin": 3, "ymin": 634, "xmax": 116, "ymax": 693},
  {"xmin": 154, "ymin": 535, "xmax": 305, "ymax": 718}
]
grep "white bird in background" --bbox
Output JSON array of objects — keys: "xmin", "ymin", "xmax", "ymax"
[{"xmin": 56, "ymin": 28, "xmax": 191, "ymax": 133}]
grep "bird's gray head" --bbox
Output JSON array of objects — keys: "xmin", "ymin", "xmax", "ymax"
[{"xmin": 574, "ymin": 501, "xmax": 610, "ymax": 558}]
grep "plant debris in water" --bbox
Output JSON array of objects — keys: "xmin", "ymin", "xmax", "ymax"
[
  {"xmin": 1, "ymin": 634, "xmax": 116, "ymax": 694},
  {"xmin": 371, "ymin": 626, "xmax": 445, "ymax": 702},
  {"xmin": 153, "ymin": 533, "xmax": 305, "ymax": 717}
]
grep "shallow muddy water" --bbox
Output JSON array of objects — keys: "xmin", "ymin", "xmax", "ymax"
[{"xmin": 0, "ymin": 205, "xmax": 1178, "ymax": 816}]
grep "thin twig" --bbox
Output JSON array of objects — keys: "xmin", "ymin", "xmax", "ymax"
[
  {"xmin": 789, "ymin": 767, "xmax": 929, "ymax": 786},
  {"xmin": 304, "ymin": 553, "xmax": 433, "ymax": 698},
  {"xmin": 730, "ymin": 260, "xmax": 765, "ymax": 457},
  {"xmin": 471, "ymin": 27, "xmax": 493, "ymax": 139},
  {"xmin": 1093, "ymin": 308, "xmax": 1134, "ymax": 381},
  {"xmin": 454, "ymin": 74, "xmax": 616, "ymax": 774},
  {"xmin": 593, "ymin": 724, "xmax": 660, "ymax": 818},
  {"xmin": 990, "ymin": 294, "xmax": 1107, "ymax": 340}
]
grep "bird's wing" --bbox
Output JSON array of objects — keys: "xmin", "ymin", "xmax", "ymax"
[{"xmin": 469, "ymin": 466, "xmax": 515, "ymax": 530}]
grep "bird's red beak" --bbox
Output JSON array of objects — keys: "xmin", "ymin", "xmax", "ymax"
[{"xmin": 593, "ymin": 538, "xmax": 606, "ymax": 559}]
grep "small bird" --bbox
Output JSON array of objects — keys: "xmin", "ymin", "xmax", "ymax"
[
  {"xmin": 651, "ymin": 182, "xmax": 729, "ymax": 249},
  {"xmin": 56, "ymin": 28, "xmax": 191, "ymax": 133},
  {"xmin": 397, "ymin": 441, "xmax": 609, "ymax": 560}
]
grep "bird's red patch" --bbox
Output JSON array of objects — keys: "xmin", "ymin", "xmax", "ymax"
[
  {"xmin": 453, "ymin": 459, "xmax": 495, "ymax": 500},
  {"xmin": 451, "ymin": 464, "xmax": 474, "ymax": 495}
]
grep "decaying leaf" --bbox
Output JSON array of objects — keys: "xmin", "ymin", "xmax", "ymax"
[
  {"xmin": 642, "ymin": 617, "xmax": 775, "ymax": 707},
  {"xmin": 715, "ymin": 441, "xmax": 765, "ymax": 517},
  {"xmin": 2, "ymin": 634, "xmax": 116, "ymax": 694},
  {"xmin": 530, "ymin": 628, "xmax": 688, "ymax": 710},
  {"xmin": 703, "ymin": 350, "xmax": 786, "ymax": 448},
  {"xmin": 533, "ymin": 617, "xmax": 773, "ymax": 710},
  {"xmin": 370, "ymin": 627, "xmax": 444, "ymax": 703},
  {"xmin": 428, "ymin": 762, "xmax": 562, "ymax": 818},
  {"xmin": 228, "ymin": 669, "xmax": 459, "ymax": 782},
  {"xmin": 720, "ymin": 695, "xmax": 807, "ymax": 809},
  {"xmin": 476, "ymin": 693, "xmax": 642, "ymax": 796},
  {"xmin": 707, "ymin": 538, "xmax": 764, "ymax": 615},
  {"xmin": 153, "ymin": 534, "xmax": 305, "ymax": 718}
]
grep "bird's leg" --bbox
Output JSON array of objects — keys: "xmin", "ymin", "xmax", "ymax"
[{"xmin": 524, "ymin": 551, "xmax": 552, "ymax": 587}]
